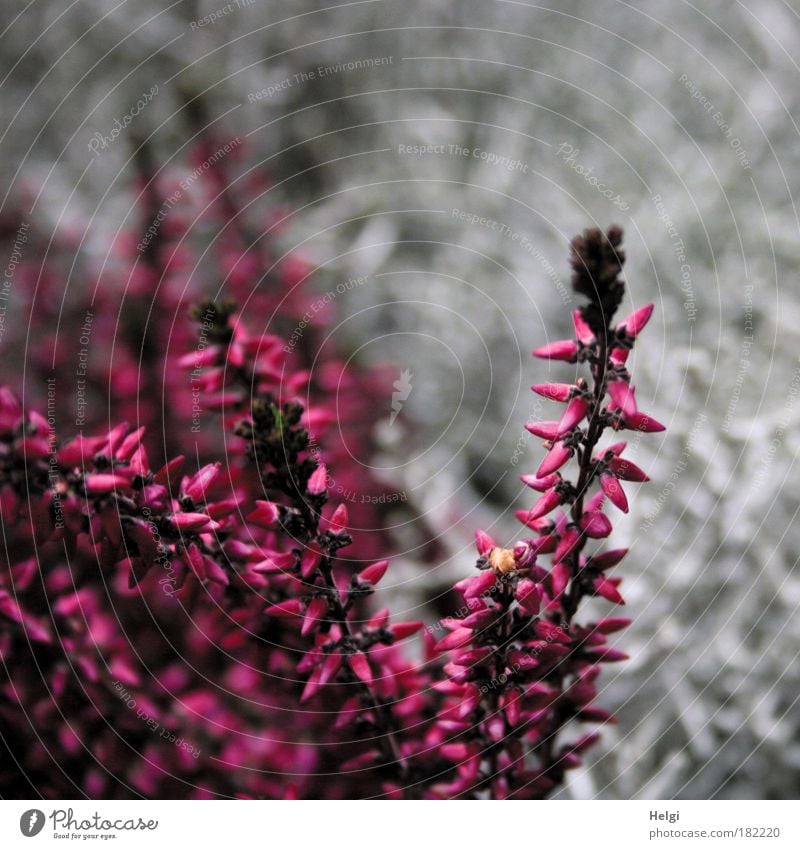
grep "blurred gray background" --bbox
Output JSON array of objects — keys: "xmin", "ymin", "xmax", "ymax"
[{"xmin": 2, "ymin": 0, "xmax": 800, "ymax": 798}]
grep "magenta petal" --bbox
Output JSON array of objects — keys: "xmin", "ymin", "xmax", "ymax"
[
  {"xmin": 556, "ymin": 397, "xmax": 589, "ymax": 435},
  {"xmin": 527, "ymin": 487, "xmax": 563, "ymax": 521},
  {"xmin": 531, "ymin": 382, "xmax": 574, "ymax": 402},
  {"xmin": 623, "ymin": 410, "xmax": 666, "ymax": 433},
  {"xmin": 84, "ymin": 474, "xmax": 130, "ymax": 495},
  {"xmin": 600, "ymin": 473, "xmax": 629, "ymax": 513},
  {"xmin": 434, "ymin": 628, "xmax": 474, "ymax": 652},
  {"xmin": 537, "ymin": 441, "xmax": 572, "ymax": 477},
  {"xmin": 474, "ymin": 529, "xmax": 496, "ymax": 556},
  {"xmin": 389, "ymin": 621, "xmax": 423, "ymax": 640},
  {"xmin": 590, "ymin": 549, "xmax": 629, "ymax": 571},
  {"xmin": 520, "ymin": 472, "xmax": 559, "ymax": 491},
  {"xmin": 302, "ymin": 597, "xmax": 328, "ymax": 636},
  {"xmin": 307, "ymin": 464, "xmax": 328, "ymax": 495},
  {"xmin": 463, "ymin": 570, "xmax": 497, "ymax": 600},
  {"xmin": 581, "ymin": 511, "xmax": 613, "ymax": 538},
  {"xmin": 264, "ymin": 598, "xmax": 303, "ymax": 618},
  {"xmin": 184, "ymin": 462, "xmax": 222, "ymax": 502},
  {"xmin": 608, "ymin": 380, "xmax": 637, "ymax": 417},
  {"xmin": 246, "ymin": 500, "xmax": 281, "ymax": 528},
  {"xmin": 618, "ymin": 303, "xmax": 654, "ymax": 337},
  {"xmin": 609, "ymin": 456, "xmax": 650, "ymax": 481},
  {"xmin": 572, "ymin": 310, "xmax": 595, "ymax": 344},
  {"xmin": 359, "ymin": 559, "xmax": 389, "ymax": 585},
  {"xmin": 516, "ymin": 579, "xmax": 542, "ymax": 615},
  {"xmin": 328, "ymin": 503, "xmax": 349, "ymax": 531},
  {"xmin": 593, "ymin": 577, "xmax": 625, "ymax": 604},
  {"xmin": 554, "ymin": 527, "xmax": 581, "ymax": 563},
  {"xmin": 348, "ymin": 651, "xmax": 373, "ymax": 685},
  {"xmin": 550, "ymin": 561, "xmax": 571, "ymax": 598},
  {"xmin": 532, "ymin": 339, "xmax": 579, "ymax": 361}
]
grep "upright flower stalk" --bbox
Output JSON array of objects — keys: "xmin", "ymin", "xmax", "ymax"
[{"xmin": 432, "ymin": 226, "xmax": 664, "ymax": 799}]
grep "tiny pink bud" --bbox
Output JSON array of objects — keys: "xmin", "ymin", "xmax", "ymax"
[
  {"xmin": 84, "ymin": 474, "xmax": 130, "ymax": 495},
  {"xmin": 617, "ymin": 303, "xmax": 654, "ymax": 337},
  {"xmin": 581, "ymin": 511, "xmax": 613, "ymax": 538},
  {"xmin": 474, "ymin": 529, "xmax": 495, "ymax": 556},
  {"xmin": 184, "ymin": 462, "xmax": 222, "ymax": 502},
  {"xmin": 527, "ymin": 487, "xmax": 563, "ymax": 521},
  {"xmin": 348, "ymin": 651, "xmax": 373, "ymax": 685},
  {"xmin": 514, "ymin": 509, "xmax": 554, "ymax": 533},
  {"xmin": 608, "ymin": 380, "xmax": 637, "ymax": 418},
  {"xmin": 600, "ymin": 473, "xmax": 629, "ymax": 513},
  {"xmin": 302, "ymin": 597, "xmax": 328, "ymax": 636},
  {"xmin": 588, "ymin": 648, "xmax": 629, "ymax": 663},
  {"xmin": 521, "ymin": 472, "xmax": 559, "ymax": 494},
  {"xmin": 328, "ymin": 503, "xmax": 349, "ymax": 532},
  {"xmin": 525, "ymin": 420, "xmax": 561, "ymax": 440},
  {"xmin": 264, "ymin": 598, "xmax": 303, "ymax": 618},
  {"xmin": 246, "ymin": 500, "xmax": 281, "ymax": 528},
  {"xmin": 609, "ymin": 456, "xmax": 650, "ymax": 482},
  {"xmin": 307, "ymin": 464, "xmax": 328, "ymax": 495},
  {"xmin": 516, "ymin": 579, "xmax": 542, "ymax": 615},
  {"xmin": 550, "ymin": 560, "xmax": 571, "ymax": 598},
  {"xmin": 610, "ymin": 346, "xmax": 629, "ymax": 366},
  {"xmin": 595, "ymin": 616, "xmax": 632, "ymax": 634},
  {"xmin": 554, "ymin": 527, "xmax": 581, "ymax": 563},
  {"xmin": 532, "ymin": 339, "xmax": 579, "ymax": 361},
  {"xmin": 170, "ymin": 512, "xmax": 217, "ymax": 532},
  {"xmin": 531, "ymin": 382, "xmax": 574, "ymax": 402},
  {"xmin": 622, "ymin": 410, "xmax": 666, "ymax": 433},
  {"xmin": 593, "ymin": 577, "xmax": 625, "ymax": 604},
  {"xmin": 556, "ymin": 397, "xmax": 589, "ymax": 435},
  {"xmin": 537, "ymin": 441, "xmax": 572, "ymax": 477},
  {"xmin": 462, "ymin": 570, "xmax": 497, "ymax": 600},
  {"xmin": 590, "ymin": 549, "xmax": 629, "ymax": 571},
  {"xmin": 434, "ymin": 627, "xmax": 473, "ymax": 652},
  {"xmin": 389, "ymin": 621, "xmax": 423, "ymax": 640},
  {"xmin": 359, "ymin": 559, "xmax": 389, "ymax": 585},
  {"xmin": 572, "ymin": 310, "xmax": 595, "ymax": 344}
]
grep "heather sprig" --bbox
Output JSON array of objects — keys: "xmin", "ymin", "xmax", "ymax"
[{"xmin": 432, "ymin": 226, "xmax": 663, "ymax": 799}]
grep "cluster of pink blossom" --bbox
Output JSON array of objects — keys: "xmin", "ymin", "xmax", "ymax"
[{"xmin": 0, "ymin": 203, "xmax": 661, "ymax": 798}]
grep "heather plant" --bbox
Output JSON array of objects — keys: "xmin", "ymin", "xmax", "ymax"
[{"xmin": 0, "ymin": 212, "xmax": 661, "ymax": 798}]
